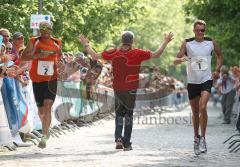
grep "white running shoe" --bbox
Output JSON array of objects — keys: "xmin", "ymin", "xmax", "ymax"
[
  {"xmin": 194, "ymin": 136, "xmax": 200, "ymax": 155},
  {"xmin": 200, "ymin": 137, "xmax": 207, "ymax": 153}
]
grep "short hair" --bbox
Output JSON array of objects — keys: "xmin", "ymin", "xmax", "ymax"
[
  {"xmin": 194, "ymin": 20, "xmax": 206, "ymax": 28},
  {"xmin": 39, "ymin": 21, "xmax": 53, "ymax": 30},
  {"xmin": 0, "ymin": 28, "xmax": 10, "ymax": 36},
  {"xmin": 121, "ymin": 31, "xmax": 134, "ymax": 45}
]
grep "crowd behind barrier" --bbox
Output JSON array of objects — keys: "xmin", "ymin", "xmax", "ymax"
[
  {"xmin": 213, "ymin": 66, "xmax": 240, "ymax": 152},
  {"xmin": 0, "ymin": 28, "xmax": 186, "ymax": 152},
  {"xmin": 1, "ymin": 28, "xmax": 239, "ymax": 153}
]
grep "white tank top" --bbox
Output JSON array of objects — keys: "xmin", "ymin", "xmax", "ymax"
[{"xmin": 186, "ymin": 37, "xmax": 214, "ymax": 84}]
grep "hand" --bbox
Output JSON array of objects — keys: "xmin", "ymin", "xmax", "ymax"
[
  {"xmin": 182, "ymin": 56, "xmax": 188, "ymax": 62},
  {"xmin": 79, "ymin": 34, "xmax": 89, "ymax": 46},
  {"xmin": 164, "ymin": 32, "xmax": 174, "ymax": 43},
  {"xmin": 212, "ymin": 71, "xmax": 220, "ymax": 80},
  {"xmin": 6, "ymin": 67, "xmax": 18, "ymax": 77}
]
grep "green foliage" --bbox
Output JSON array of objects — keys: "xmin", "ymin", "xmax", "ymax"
[
  {"xmin": 0, "ymin": 0, "xmax": 193, "ymax": 81},
  {"xmin": 184, "ymin": 0, "xmax": 240, "ymax": 66},
  {"xmin": 126, "ymin": 0, "xmax": 192, "ymax": 80},
  {"xmin": 0, "ymin": 0, "xmax": 141, "ymax": 52}
]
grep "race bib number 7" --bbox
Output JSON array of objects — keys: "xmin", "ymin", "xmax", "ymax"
[{"xmin": 37, "ymin": 61, "xmax": 54, "ymax": 76}]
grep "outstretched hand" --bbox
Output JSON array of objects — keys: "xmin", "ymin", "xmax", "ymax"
[
  {"xmin": 164, "ymin": 32, "xmax": 174, "ymax": 43},
  {"xmin": 79, "ymin": 34, "xmax": 89, "ymax": 45}
]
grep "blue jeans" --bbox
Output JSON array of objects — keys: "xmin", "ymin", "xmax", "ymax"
[{"xmin": 114, "ymin": 90, "xmax": 137, "ymax": 146}]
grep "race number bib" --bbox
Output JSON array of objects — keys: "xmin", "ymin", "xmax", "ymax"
[
  {"xmin": 191, "ymin": 57, "xmax": 208, "ymax": 71},
  {"xmin": 37, "ymin": 61, "xmax": 54, "ymax": 76}
]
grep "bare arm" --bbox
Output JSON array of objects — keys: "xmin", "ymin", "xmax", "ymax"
[
  {"xmin": 21, "ymin": 41, "xmax": 35, "ymax": 61},
  {"xmin": 173, "ymin": 40, "xmax": 187, "ymax": 65},
  {"xmin": 213, "ymin": 40, "xmax": 223, "ymax": 72},
  {"xmin": 79, "ymin": 35, "xmax": 101, "ymax": 61},
  {"xmin": 211, "ymin": 40, "xmax": 223, "ymax": 80},
  {"xmin": 151, "ymin": 32, "xmax": 174, "ymax": 58},
  {"xmin": 21, "ymin": 40, "xmax": 52, "ymax": 61}
]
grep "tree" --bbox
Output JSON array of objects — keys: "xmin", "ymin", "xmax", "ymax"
[
  {"xmin": 0, "ymin": 0, "xmax": 141, "ymax": 51},
  {"xmin": 184, "ymin": 0, "xmax": 240, "ymax": 66}
]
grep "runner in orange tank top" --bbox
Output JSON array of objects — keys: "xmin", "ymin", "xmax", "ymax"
[{"xmin": 21, "ymin": 21, "xmax": 62, "ymax": 149}]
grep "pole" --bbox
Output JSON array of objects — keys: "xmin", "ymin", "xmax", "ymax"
[
  {"xmin": 38, "ymin": 0, "xmax": 43, "ymax": 14},
  {"xmin": 33, "ymin": 0, "xmax": 43, "ymax": 36}
]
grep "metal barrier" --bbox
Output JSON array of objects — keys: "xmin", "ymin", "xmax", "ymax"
[
  {"xmin": 135, "ymin": 90, "xmax": 189, "ymax": 112},
  {"xmin": 223, "ymin": 95, "xmax": 240, "ymax": 153}
]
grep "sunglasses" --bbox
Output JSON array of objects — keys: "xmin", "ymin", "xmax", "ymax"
[
  {"xmin": 39, "ymin": 25, "xmax": 52, "ymax": 31},
  {"xmin": 196, "ymin": 29, "xmax": 205, "ymax": 33},
  {"xmin": 6, "ymin": 47, "xmax": 12, "ymax": 51}
]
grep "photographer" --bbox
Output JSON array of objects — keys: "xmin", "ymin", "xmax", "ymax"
[{"xmin": 216, "ymin": 65, "xmax": 236, "ymax": 124}]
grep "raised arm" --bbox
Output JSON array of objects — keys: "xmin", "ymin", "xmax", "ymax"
[
  {"xmin": 151, "ymin": 32, "xmax": 174, "ymax": 58},
  {"xmin": 173, "ymin": 40, "xmax": 188, "ymax": 65},
  {"xmin": 79, "ymin": 35, "xmax": 101, "ymax": 61}
]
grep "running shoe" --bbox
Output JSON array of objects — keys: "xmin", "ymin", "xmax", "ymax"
[
  {"xmin": 200, "ymin": 137, "xmax": 207, "ymax": 153},
  {"xmin": 194, "ymin": 135, "xmax": 200, "ymax": 155},
  {"xmin": 115, "ymin": 138, "xmax": 123, "ymax": 149}
]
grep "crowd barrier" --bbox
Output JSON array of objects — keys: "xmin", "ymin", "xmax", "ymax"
[
  {"xmin": 0, "ymin": 79, "xmax": 13, "ymax": 147},
  {"xmin": 224, "ymin": 94, "xmax": 240, "ymax": 153},
  {"xmin": 0, "ymin": 76, "xmax": 189, "ymax": 151}
]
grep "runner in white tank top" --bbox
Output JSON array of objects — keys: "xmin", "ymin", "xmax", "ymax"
[
  {"xmin": 174, "ymin": 20, "xmax": 223, "ymax": 155},
  {"xmin": 186, "ymin": 37, "xmax": 213, "ymax": 84}
]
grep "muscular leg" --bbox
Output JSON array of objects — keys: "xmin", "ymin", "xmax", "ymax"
[
  {"xmin": 38, "ymin": 106, "xmax": 44, "ymax": 123},
  {"xmin": 199, "ymin": 91, "xmax": 211, "ymax": 138},
  {"xmin": 189, "ymin": 97, "xmax": 200, "ymax": 137},
  {"xmin": 41, "ymin": 99, "xmax": 54, "ymax": 136}
]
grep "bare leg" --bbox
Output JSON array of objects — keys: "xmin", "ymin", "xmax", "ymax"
[
  {"xmin": 189, "ymin": 97, "xmax": 200, "ymax": 137},
  {"xmin": 199, "ymin": 91, "xmax": 211, "ymax": 138},
  {"xmin": 41, "ymin": 99, "xmax": 54, "ymax": 136}
]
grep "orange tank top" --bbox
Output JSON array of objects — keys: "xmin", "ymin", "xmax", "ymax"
[{"xmin": 29, "ymin": 37, "xmax": 62, "ymax": 82}]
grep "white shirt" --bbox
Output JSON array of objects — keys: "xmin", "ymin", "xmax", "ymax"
[
  {"xmin": 217, "ymin": 74, "xmax": 235, "ymax": 94},
  {"xmin": 186, "ymin": 38, "xmax": 214, "ymax": 84}
]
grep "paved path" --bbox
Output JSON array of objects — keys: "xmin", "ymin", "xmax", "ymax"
[{"xmin": 0, "ymin": 103, "xmax": 239, "ymax": 167}]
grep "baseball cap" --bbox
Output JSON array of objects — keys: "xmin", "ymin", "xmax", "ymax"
[{"xmin": 12, "ymin": 32, "xmax": 23, "ymax": 40}]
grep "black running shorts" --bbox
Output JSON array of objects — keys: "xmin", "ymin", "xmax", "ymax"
[
  {"xmin": 32, "ymin": 80, "xmax": 57, "ymax": 107},
  {"xmin": 187, "ymin": 80, "xmax": 213, "ymax": 100}
]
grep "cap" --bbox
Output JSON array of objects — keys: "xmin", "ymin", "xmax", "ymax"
[
  {"xmin": 12, "ymin": 32, "xmax": 23, "ymax": 40},
  {"xmin": 39, "ymin": 21, "xmax": 53, "ymax": 30},
  {"xmin": 121, "ymin": 31, "xmax": 134, "ymax": 45}
]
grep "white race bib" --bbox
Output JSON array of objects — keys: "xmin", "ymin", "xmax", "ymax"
[
  {"xmin": 37, "ymin": 61, "xmax": 54, "ymax": 76},
  {"xmin": 191, "ymin": 57, "xmax": 208, "ymax": 71}
]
